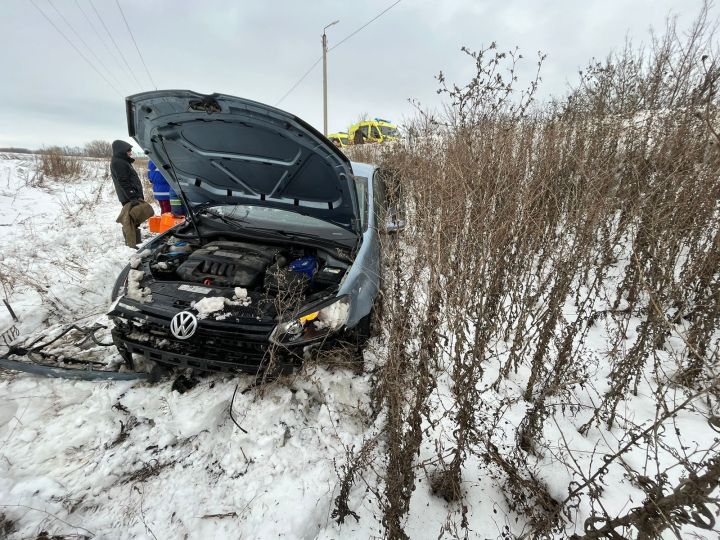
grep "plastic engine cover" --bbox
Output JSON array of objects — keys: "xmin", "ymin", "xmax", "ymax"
[{"xmin": 176, "ymin": 241, "xmax": 278, "ymax": 287}]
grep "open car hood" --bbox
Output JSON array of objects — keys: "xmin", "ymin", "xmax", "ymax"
[{"xmin": 126, "ymin": 90, "xmax": 360, "ymax": 233}]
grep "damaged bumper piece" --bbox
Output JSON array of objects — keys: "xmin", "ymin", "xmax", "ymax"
[
  {"xmin": 0, "ymin": 323, "xmax": 151, "ymax": 380},
  {"xmin": 0, "ymin": 355, "xmax": 151, "ymax": 381}
]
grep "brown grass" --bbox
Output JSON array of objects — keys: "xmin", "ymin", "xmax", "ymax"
[
  {"xmin": 33, "ymin": 147, "xmax": 85, "ymax": 183},
  {"xmin": 338, "ymin": 4, "xmax": 720, "ymax": 538}
]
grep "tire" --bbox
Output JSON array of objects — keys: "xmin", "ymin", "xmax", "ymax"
[
  {"xmin": 345, "ymin": 308, "xmax": 376, "ymax": 373},
  {"xmin": 354, "ymin": 309, "xmax": 374, "ymax": 348}
]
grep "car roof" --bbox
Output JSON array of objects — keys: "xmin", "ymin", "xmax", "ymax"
[
  {"xmin": 350, "ymin": 120, "xmax": 397, "ymax": 128},
  {"xmin": 350, "ymin": 161, "xmax": 375, "ymax": 178}
]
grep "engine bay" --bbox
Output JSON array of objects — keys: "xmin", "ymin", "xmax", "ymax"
[{"xmin": 147, "ymin": 237, "xmax": 347, "ymax": 301}]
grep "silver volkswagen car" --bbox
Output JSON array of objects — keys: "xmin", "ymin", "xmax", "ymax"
[{"xmin": 109, "ymin": 90, "xmax": 392, "ymax": 374}]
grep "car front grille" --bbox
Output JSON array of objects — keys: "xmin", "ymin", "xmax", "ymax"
[{"xmin": 112, "ymin": 314, "xmax": 278, "ymax": 372}]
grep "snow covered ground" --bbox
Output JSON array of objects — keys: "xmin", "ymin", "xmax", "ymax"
[
  {"xmin": 0, "ymin": 154, "xmax": 716, "ymax": 539},
  {"xmin": 0, "ymin": 155, "xmax": 379, "ymax": 539}
]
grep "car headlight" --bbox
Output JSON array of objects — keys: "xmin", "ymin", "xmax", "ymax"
[{"xmin": 269, "ymin": 296, "xmax": 350, "ymax": 346}]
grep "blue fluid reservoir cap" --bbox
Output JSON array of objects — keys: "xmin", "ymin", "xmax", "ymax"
[
  {"xmin": 289, "ymin": 256, "xmax": 318, "ymax": 280},
  {"xmin": 169, "ymin": 240, "xmax": 191, "ymax": 254}
]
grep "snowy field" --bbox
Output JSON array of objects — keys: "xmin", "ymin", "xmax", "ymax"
[
  {"xmin": 0, "ymin": 155, "xmax": 379, "ymax": 539},
  {"xmin": 0, "ymin": 154, "xmax": 717, "ymax": 539}
]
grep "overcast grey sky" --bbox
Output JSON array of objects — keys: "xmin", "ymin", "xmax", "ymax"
[{"xmin": 0, "ymin": 0, "xmax": 712, "ymax": 150}]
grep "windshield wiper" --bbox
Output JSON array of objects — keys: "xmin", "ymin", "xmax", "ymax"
[
  {"xmin": 196, "ymin": 211, "xmax": 302, "ymax": 239},
  {"xmin": 240, "ymin": 225, "xmax": 351, "ymax": 247},
  {"xmin": 193, "ymin": 212, "xmax": 355, "ymax": 249},
  {"xmin": 240, "ymin": 226, "xmax": 301, "ymax": 238},
  {"xmin": 198, "ymin": 208, "xmax": 249, "ymax": 227}
]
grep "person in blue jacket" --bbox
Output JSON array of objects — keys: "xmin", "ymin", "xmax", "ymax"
[
  {"xmin": 169, "ymin": 187, "xmax": 187, "ymax": 217},
  {"xmin": 147, "ymin": 160, "xmax": 171, "ymax": 214}
]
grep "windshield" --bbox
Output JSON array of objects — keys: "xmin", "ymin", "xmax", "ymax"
[
  {"xmin": 200, "ymin": 205, "xmax": 357, "ymax": 241},
  {"xmin": 380, "ymin": 126, "xmax": 399, "ymax": 137}
]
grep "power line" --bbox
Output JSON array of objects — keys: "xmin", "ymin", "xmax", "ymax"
[
  {"xmin": 115, "ymin": 0, "xmax": 157, "ymax": 90},
  {"xmin": 87, "ymin": 0, "xmax": 144, "ymax": 90},
  {"xmin": 29, "ymin": 0, "xmax": 122, "ymax": 97},
  {"xmin": 74, "ymin": 0, "xmax": 128, "ymax": 88},
  {"xmin": 275, "ymin": 0, "xmax": 402, "ymax": 107},
  {"xmin": 329, "ymin": 0, "xmax": 401, "ymax": 52},
  {"xmin": 46, "ymin": 0, "xmax": 127, "ymax": 94},
  {"xmin": 275, "ymin": 57, "xmax": 322, "ymax": 106}
]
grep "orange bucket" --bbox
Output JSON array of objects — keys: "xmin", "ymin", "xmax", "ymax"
[{"xmin": 148, "ymin": 212, "xmax": 185, "ymax": 233}]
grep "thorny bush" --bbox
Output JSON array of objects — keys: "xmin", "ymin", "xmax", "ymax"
[{"xmin": 336, "ymin": 5, "xmax": 720, "ymax": 539}]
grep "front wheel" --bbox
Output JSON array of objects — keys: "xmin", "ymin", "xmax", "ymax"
[{"xmin": 345, "ymin": 307, "xmax": 378, "ymax": 373}]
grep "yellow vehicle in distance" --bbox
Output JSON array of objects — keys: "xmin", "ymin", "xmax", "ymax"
[
  {"xmin": 348, "ymin": 118, "xmax": 400, "ymax": 145},
  {"xmin": 328, "ymin": 132, "xmax": 349, "ymax": 148}
]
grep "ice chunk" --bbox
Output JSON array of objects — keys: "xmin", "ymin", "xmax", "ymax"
[
  {"xmin": 315, "ymin": 300, "xmax": 349, "ymax": 331},
  {"xmin": 126, "ymin": 269, "xmax": 152, "ymax": 302},
  {"xmin": 193, "ymin": 296, "xmax": 227, "ymax": 318},
  {"xmin": 233, "ymin": 287, "xmax": 252, "ymax": 306},
  {"xmin": 129, "ymin": 248, "xmax": 152, "ymax": 269},
  {"xmin": 234, "ymin": 287, "xmax": 248, "ymax": 300}
]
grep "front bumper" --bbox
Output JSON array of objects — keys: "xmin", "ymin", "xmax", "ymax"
[
  {"xmin": 111, "ymin": 311, "xmax": 299, "ymax": 374},
  {"xmin": 112, "ymin": 334, "xmax": 296, "ymax": 373}
]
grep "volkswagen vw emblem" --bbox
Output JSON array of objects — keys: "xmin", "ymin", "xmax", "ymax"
[{"xmin": 170, "ymin": 311, "xmax": 198, "ymax": 340}]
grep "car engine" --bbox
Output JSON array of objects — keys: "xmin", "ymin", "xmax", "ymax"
[
  {"xmin": 148, "ymin": 238, "xmax": 346, "ymax": 298},
  {"xmin": 176, "ymin": 241, "xmax": 278, "ymax": 288}
]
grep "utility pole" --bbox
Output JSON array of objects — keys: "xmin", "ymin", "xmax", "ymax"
[{"xmin": 322, "ymin": 20, "xmax": 339, "ymax": 137}]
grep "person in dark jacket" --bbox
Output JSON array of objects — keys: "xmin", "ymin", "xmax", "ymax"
[
  {"xmin": 111, "ymin": 140, "xmax": 144, "ymax": 205},
  {"xmin": 148, "ymin": 160, "xmax": 171, "ymax": 213},
  {"xmin": 110, "ymin": 140, "xmax": 154, "ymax": 248},
  {"xmin": 353, "ymin": 127, "xmax": 367, "ymax": 145}
]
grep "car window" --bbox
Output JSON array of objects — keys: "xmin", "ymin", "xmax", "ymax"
[
  {"xmin": 373, "ymin": 171, "xmax": 387, "ymax": 227},
  {"xmin": 377, "ymin": 168, "xmax": 405, "ymax": 230},
  {"xmin": 354, "ymin": 176, "xmax": 368, "ymax": 231},
  {"xmin": 371, "ymin": 126, "xmax": 381, "ymax": 138},
  {"xmin": 353, "ymin": 126, "xmax": 370, "ymax": 144},
  {"xmin": 380, "ymin": 126, "xmax": 399, "ymax": 137}
]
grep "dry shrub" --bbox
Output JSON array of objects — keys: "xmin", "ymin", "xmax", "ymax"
[
  {"xmin": 83, "ymin": 140, "xmax": 112, "ymax": 158},
  {"xmin": 0, "ymin": 513, "xmax": 16, "ymax": 537},
  {"xmin": 33, "ymin": 147, "xmax": 85, "ymax": 183},
  {"xmin": 337, "ymin": 3, "xmax": 720, "ymax": 539}
]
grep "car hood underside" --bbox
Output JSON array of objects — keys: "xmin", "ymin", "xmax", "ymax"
[{"xmin": 126, "ymin": 90, "xmax": 361, "ymax": 233}]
